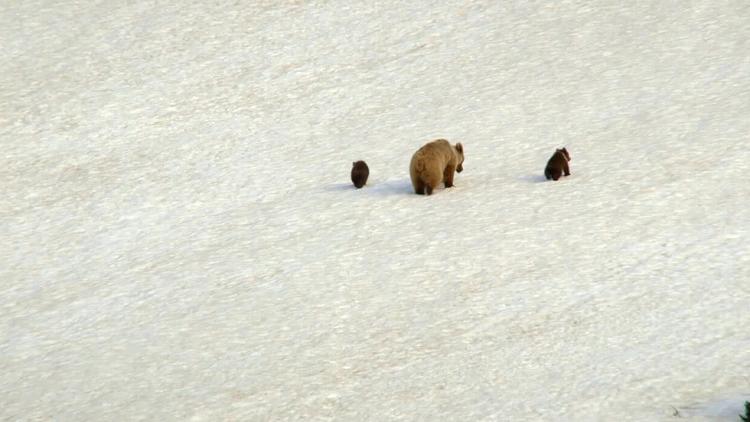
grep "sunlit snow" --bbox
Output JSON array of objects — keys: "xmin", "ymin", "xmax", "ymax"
[{"xmin": 2, "ymin": 1, "xmax": 749, "ymax": 420}]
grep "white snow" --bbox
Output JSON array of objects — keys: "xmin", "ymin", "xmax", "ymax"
[{"xmin": 2, "ymin": 1, "xmax": 749, "ymax": 420}]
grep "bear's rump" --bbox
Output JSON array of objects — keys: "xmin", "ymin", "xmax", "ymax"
[{"xmin": 423, "ymin": 163, "xmax": 449, "ymax": 189}]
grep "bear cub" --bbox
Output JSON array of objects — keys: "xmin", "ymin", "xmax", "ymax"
[
  {"xmin": 544, "ymin": 147, "xmax": 571, "ymax": 181},
  {"xmin": 351, "ymin": 160, "xmax": 369, "ymax": 188},
  {"xmin": 409, "ymin": 139, "xmax": 464, "ymax": 195}
]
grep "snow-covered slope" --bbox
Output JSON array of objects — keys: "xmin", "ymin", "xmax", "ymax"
[{"xmin": 2, "ymin": 1, "xmax": 749, "ymax": 420}]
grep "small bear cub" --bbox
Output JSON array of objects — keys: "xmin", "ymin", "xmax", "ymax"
[
  {"xmin": 544, "ymin": 147, "xmax": 571, "ymax": 181},
  {"xmin": 351, "ymin": 160, "xmax": 369, "ymax": 188}
]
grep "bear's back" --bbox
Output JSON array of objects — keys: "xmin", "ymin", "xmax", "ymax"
[{"xmin": 351, "ymin": 161, "xmax": 369, "ymax": 188}]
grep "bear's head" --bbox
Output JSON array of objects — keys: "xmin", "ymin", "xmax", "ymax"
[
  {"xmin": 557, "ymin": 147, "xmax": 570, "ymax": 161},
  {"xmin": 455, "ymin": 143, "xmax": 464, "ymax": 173}
]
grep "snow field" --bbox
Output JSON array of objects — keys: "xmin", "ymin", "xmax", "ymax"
[{"xmin": 2, "ymin": 1, "xmax": 749, "ymax": 420}]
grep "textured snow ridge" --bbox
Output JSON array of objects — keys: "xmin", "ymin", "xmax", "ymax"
[{"xmin": 2, "ymin": 1, "xmax": 749, "ymax": 421}]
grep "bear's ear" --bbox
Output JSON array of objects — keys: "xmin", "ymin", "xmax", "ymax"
[
  {"xmin": 455, "ymin": 143, "xmax": 463, "ymax": 153},
  {"xmin": 352, "ymin": 162, "xmax": 356, "ymax": 166}
]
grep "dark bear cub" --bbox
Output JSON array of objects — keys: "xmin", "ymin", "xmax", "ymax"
[
  {"xmin": 351, "ymin": 161, "xmax": 369, "ymax": 188},
  {"xmin": 544, "ymin": 147, "xmax": 571, "ymax": 181}
]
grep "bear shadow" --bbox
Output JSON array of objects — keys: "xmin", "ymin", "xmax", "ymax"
[
  {"xmin": 323, "ymin": 179, "xmax": 413, "ymax": 196},
  {"xmin": 366, "ymin": 179, "xmax": 414, "ymax": 197},
  {"xmin": 323, "ymin": 183, "xmax": 357, "ymax": 192},
  {"xmin": 518, "ymin": 174, "xmax": 548, "ymax": 184}
]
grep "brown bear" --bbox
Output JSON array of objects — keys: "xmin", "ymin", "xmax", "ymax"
[
  {"xmin": 409, "ymin": 139, "xmax": 464, "ymax": 195},
  {"xmin": 544, "ymin": 147, "xmax": 571, "ymax": 181},
  {"xmin": 351, "ymin": 160, "xmax": 369, "ymax": 188}
]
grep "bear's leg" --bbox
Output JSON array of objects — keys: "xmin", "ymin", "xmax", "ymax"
[
  {"xmin": 413, "ymin": 179, "xmax": 425, "ymax": 195},
  {"xmin": 443, "ymin": 165, "xmax": 456, "ymax": 188},
  {"xmin": 547, "ymin": 168, "xmax": 561, "ymax": 181},
  {"xmin": 563, "ymin": 161, "xmax": 570, "ymax": 176},
  {"xmin": 424, "ymin": 172, "xmax": 441, "ymax": 195}
]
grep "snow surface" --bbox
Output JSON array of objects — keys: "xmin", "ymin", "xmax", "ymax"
[{"xmin": 2, "ymin": 1, "xmax": 749, "ymax": 420}]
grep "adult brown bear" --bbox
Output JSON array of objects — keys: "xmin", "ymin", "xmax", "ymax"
[
  {"xmin": 409, "ymin": 139, "xmax": 464, "ymax": 195},
  {"xmin": 544, "ymin": 147, "xmax": 571, "ymax": 181}
]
